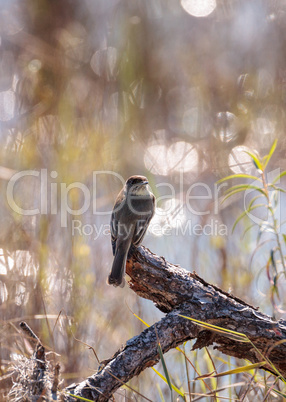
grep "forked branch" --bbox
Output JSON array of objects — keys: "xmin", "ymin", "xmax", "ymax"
[{"xmin": 64, "ymin": 246, "xmax": 286, "ymax": 401}]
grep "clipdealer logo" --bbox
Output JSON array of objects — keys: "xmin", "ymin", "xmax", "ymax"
[
  {"xmin": 4, "ymin": 169, "xmax": 242, "ymax": 236},
  {"xmin": 6, "ymin": 170, "xmax": 124, "ymax": 227}
]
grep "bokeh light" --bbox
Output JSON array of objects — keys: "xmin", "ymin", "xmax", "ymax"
[
  {"xmin": 181, "ymin": 0, "xmax": 216, "ymax": 17},
  {"xmin": 228, "ymin": 146, "xmax": 254, "ymax": 174},
  {"xmin": 0, "ymin": 90, "xmax": 15, "ymax": 121}
]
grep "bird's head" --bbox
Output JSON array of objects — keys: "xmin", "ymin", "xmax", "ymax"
[{"xmin": 125, "ymin": 175, "xmax": 149, "ymax": 195}]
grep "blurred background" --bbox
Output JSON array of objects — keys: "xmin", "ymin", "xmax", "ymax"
[{"xmin": 1, "ymin": 0, "xmax": 286, "ymax": 400}]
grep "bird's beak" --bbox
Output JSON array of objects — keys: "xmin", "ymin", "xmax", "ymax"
[{"xmin": 141, "ymin": 180, "xmax": 149, "ymax": 185}]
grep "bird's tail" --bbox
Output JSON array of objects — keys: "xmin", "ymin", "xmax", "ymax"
[{"xmin": 107, "ymin": 239, "xmax": 131, "ymax": 287}]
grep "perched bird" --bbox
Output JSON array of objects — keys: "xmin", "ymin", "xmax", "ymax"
[{"xmin": 108, "ymin": 175, "xmax": 155, "ymax": 287}]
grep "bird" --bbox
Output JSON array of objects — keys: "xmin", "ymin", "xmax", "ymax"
[{"xmin": 108, "ymin": 175, "xmax": 155, "ymax": 287}]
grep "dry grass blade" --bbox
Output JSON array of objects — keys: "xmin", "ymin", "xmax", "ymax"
[{"xmin": 195, "ymin": 362, "xmax": 266, "ymax": 379}]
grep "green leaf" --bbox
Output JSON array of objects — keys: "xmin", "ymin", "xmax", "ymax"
[
  {"xmin": 232, "ymin": 203, "xmax": 265, "ymax": 234},
  {"xmin": 270, "ymin": 249, "xmax": 277, "ymax": 273},
  {"xmin": 152, "ymin": 367, "xmax": 184, "ymax": 397},
  {"xmin": 246, "ymin": 204, "xmax": 268, "ymax": 212},
  {"xmin": 247, "ymin": 194, "xmax": 265, "ymax": 208},
  {"xmin": 242, "ymin": 223, "xmax": 256, "ymax": 239},
  {"xmin": 283, "ymin": 234, "xmax": 286, "ymax": 245},
  {"xmin": 275, "ymin": 187, "xmax": 286, "ymax": 194},
  {"xmin": 222, "ymin": 185, "xmax": 266, "ymax": 204},
  {"xmin": 266, "ymin": 258, "xmax": 272, "ymax": 283},
  {"xmin": 244, "ymin": 150, "xmax": 263, "ymax": 171},
  {"xmin": 222, "ymin": 189, "xmax": 249, "ymax": 203},
  {"xmin": 268, "ymin": 184, "xmax": 286, "ymax": 193},
  {"xmin": 225, "ymin": 184, "xmax": 265, "ymax": 194},
  {"xmin": 157, "ymin": 342, "xmax": 173, "ymax": 394},
  {"xmin": 232, "ymin": 210, "xmax": 248, "ymax": 234},
  {"xmin": 272, "ymin": 170, "xmax": 286, "ymax": 185},
  {"xmin": 263, "ymin": 139, "xmax": 278, "ymax": 169},
  {"xmin": 217, "ymin": 174, "xmax": 262, "ymax": 184}
]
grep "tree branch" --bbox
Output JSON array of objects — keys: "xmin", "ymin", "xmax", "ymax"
[{"xmin": 64, "ymin": 246, "xmax": 286, "ymax": 401}]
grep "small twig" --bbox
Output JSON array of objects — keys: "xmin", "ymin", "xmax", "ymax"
[
  {"xmin": 52, "ymin": 363, "xmax": 61, "ymax": 397},
  {"xmin": 19, "ymin": 321, "xmax": 47, "ymax": 398}
]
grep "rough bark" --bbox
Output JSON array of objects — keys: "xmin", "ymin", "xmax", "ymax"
[{"xmin": 64, "ymin": 246, "xmax": 286, "ymax": 401}]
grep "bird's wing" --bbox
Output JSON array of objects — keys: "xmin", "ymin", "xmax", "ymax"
[
  {"xmin": 110, "ymin": 189, "xmax": 125, "ymax": 256},
  {"xmin": 133, "ymin": 195, "xmax": 155, "ymax": 246},
  {"xmin": 110, "ymin": 211, "xmax": 118, "ymax": 256}
]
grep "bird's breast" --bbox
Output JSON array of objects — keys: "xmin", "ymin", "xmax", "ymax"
[{"xmin": 118, "ymin": 195, "xmax": 154, "ymax": 222}]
